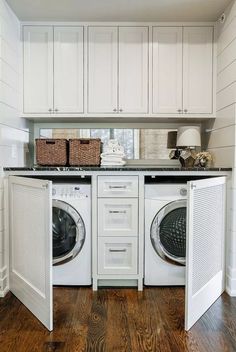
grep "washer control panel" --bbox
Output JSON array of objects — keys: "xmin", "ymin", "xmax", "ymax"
[{"xmin": 52, "ymin": 184, "xmax": 89, "ymax": 198}]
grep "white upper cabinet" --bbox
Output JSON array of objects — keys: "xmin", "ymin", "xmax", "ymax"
[
  {"xmin": 23, "ymin": 24, "xmax": 214, "ymax": 118},
  {"xmin": 88, "ymin": 27, "xmax": 118, "ymax": 113},
  {"xmin": 152, "ymin": 27, "xmax": 183, "ymax": 114},
  {"xmin": 88, "ymin": 26, "xmax": 148, "ymax": 114},
  {"xmin": 23, "ymin": 26, "xmax": 53, "ymax": 113},
  {"xmin": 152, "ymin": 26, "xmax": 214, "ymax": 115},
  {"xmin": 183, "ymin": 27, "xmax": 213, "ymax": 114},
  {"xmin": 23, "ymin": 25, "xmax": 84, "ymax": 114},
  {"xmin": 54, "ymin": 27, "xmax": 84, "ymax": 113},
  {"xmin": 119, "ymin": 27, "xmax": 148, "ymax": 113}
]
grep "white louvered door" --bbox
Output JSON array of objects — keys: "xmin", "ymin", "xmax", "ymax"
[
  {"xmin": 9, "ymin": 176, "xmax": 53, "ymax": 331},
  {"xmin": 185, "ymin": 177, "xmax": 226, "ymax": 331}
]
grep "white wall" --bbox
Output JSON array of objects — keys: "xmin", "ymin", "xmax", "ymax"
[
  {"xmin": 0, "ymin": 0, "xmax": 29, "ymax": 296},
  {"xmin": 204, "ymin": 0, "xmax": 236, "ymax": 295}
]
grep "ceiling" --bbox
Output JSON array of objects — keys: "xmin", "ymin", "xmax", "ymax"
[{"xmin": 6, "ymin": 0, "xmax": 232, "ymax": 22}]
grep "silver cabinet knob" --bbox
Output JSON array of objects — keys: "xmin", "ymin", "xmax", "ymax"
[
  {"xmin": 54, "ymin": 108, "xmax": 59, "ymax": 112},
  {"xmin": 184, "ymin": 109, "xmax": 188, "ymax": 113},
  {"xmin": 119, "ymin": 109, "xmax": 123, "ymax": 112},
  {"xmin": 177, "ymin": 109, "xmax": 182, "ymax": 113},
  {"xmin": 113, "ymin": 108, "xmax": 117, "ymax": 112},
  {"xmin": 48, "ymin": 108, "xmax": 52, "ymax": 112}
]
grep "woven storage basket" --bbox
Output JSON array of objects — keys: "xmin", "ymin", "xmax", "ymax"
[
  {"xmin": 69, "ymin": 138, "xmax": 101, "ymax": 166},
  {"xmin": 36, "ymin": 139, "xmax": 68, "ymax": 166}
]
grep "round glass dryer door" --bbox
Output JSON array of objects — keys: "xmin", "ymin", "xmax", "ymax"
[
  {"xmin": 52, "ymin": 200, "xmax": 85, "ymax": 265},
  {"xmin": 150, "ymin": 200, "xmax": 187, "ymax": 266}
]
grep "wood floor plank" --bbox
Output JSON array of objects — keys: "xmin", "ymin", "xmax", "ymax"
[{"xmin": 1, "ymin": 287, "xmax": 236, "ymax": 352}]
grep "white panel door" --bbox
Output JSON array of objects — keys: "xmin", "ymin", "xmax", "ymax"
[
  {"xmin": 119, "ymin": 27, "xmax": 148, "ymax": 113},
  {"xmin": 9, "ymin": 176, "xmax": 53, "ymax": 331},
  {"xmin": 88, "ymin": 27, "xmax": 118, "ymax": 113},
  {"xmin": 23, "ymin": 26, "xmax": 53, "ymax": 113},
  {"xmin": 54, "ymin": 26, "xmax": 84, "ymax": 113},
  {"xmin": 152, "ymin": 27, "xmax": 183, "ymax": 114},
  {"xmin": 183, "ymin": 27, "xmax": 213, "ymax": 114},
  {"xmin": 185, "ymin": 177, "xmax": 226, "ymax": 331}
]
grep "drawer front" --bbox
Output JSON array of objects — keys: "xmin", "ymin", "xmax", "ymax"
[
  {"xmin": 98, "ymin": 176, "xmax": 138, "ymax": 197},
  {"xmin": 98, "ymin": 237, "xmax": 138, "ymax": 275},
  {"xmin": 98, "ymin": 198, "xmax": 138, "ymax": 236}
]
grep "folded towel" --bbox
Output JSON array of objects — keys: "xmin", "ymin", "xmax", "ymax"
[
  {"xmin": 101, "ymin": 152, "xmax": 126, "ymax": 158},
  {"xmin": 101, "ymin": 160, "xmax": 126, "ymax": 166},
  {"xmin": 101, "ymin": 157, "xmax": 125, "ymax": 163}
]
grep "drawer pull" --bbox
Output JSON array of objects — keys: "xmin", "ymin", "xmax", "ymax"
[
  {"xmin": 109, "ymin": 249, "xmax": 127, "ymax": 253},
  {"xmin": 109, "ymin": 185, "xmax": 127, "ymax": 189},
  {"xmin": 109, "ymin": 210, "xmax": 127, "ymax": 214}
]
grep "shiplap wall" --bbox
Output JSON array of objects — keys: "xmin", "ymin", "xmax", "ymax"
[
  {"xmin": 204, "ymin": 0, "xmax": 236, "ymax": 295},
  {"xmin": 204, "ymin": 1, "xmax": 236, "ymax": 168},
  {"xmin": 0, "ymin": 0, "xmax": 29, "ymax": 296}
]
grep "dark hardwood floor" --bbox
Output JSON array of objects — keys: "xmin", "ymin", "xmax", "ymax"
[{"xmin": 0, "ymin": 287, "xmax": 236, "ymax": 352}]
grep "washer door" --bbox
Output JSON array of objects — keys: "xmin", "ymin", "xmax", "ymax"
[
  {"xmin": 52, "ymin": 200, "xmax": 85, "ymax": 265},
  {"xmin": 150, "ymin": 200, "xmax": 187, "ymax": 266}
]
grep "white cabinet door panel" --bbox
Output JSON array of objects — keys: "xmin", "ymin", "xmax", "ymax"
[
  {"xmin": 185, "ymin": 177, "xmax": 226, "ymax": 330},
  {"xmin": 54, "ymin": 26, "xmax": 84, "ymax": 113},
  {"xmin": 88, "ymin": 27, "xmax": 118, "ymax": 113},
  {"xmin": 9, "ymin": 176, "xmax": 53, "ymax": 331},
  {"xmin": 119, "ymin": 27, "xmax": 148, "ymax": 113},
  {"xmin": 183, "ymin": 27, "xmax": 213, "ymax": 114},
  {"xmin": 23, "ymin": 26, "xmax": 53, "ymax": 113},
  {"xmin": 152, "ymin": 27, "xmax": 183, "ymax": 114}
]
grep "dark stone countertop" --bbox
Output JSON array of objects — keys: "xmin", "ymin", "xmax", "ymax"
[{"xmin": 3, "ymin": 166, "xmax": 232, "ymax": 172}]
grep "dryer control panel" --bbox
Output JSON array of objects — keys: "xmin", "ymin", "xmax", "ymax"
[{"xmin": 52, "ymin": 184, "xmax": 90, "ymax": 199}]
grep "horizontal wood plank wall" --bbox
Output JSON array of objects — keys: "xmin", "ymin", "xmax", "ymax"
[
  {"xmin": 0, "ymin": 0, "xmax": 29, "ymax": 297},
  {"xmin": 205, "ymin": 0, "xmax": 236, "ymax": 296}
]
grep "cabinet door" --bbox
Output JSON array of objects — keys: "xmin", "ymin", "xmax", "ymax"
[
  {"xmin": 185, "ymin": 177, "xmax": 226, "ymax": 330},
  {"xmin": 183, "ymin": 27, "xmax": 213, "ymax": 114},
  {"xmin": 152, "ymin": 27, "xmax": 183, "ymax": 114},
  {"xmin": 9, "ymin": 176, "xmax": 53, "ymax": 331},
  {"xmin": 54, "ymin": 27, "xmax": 84, "ymax": 113},
  {"xmin": 119, "ymin": 27, "xmax": 148, "ymax": 113},
  {"xmin": 88, "ymin": 27, "xmax": 118, "ymax": 113},
  {"xmin": 23, "ymin": 26, "xmax": 53, "ymax": 113}
]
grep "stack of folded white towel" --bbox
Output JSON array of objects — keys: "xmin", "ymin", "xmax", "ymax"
[{"xmin": 101, "ymin": 139, "xmax": 126, "ymax": 166}]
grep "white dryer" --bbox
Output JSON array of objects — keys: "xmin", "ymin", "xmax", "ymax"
[
  {"xmin": 52, "ymin": 182, "xmax": 91, "ymax": 286},
  {"xmin": 145, "ymin": 182, "xmax": 187, "ymax": 286}
]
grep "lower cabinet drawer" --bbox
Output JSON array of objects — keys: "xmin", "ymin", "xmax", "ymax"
[
  {"xmin": 98, "ymin": 198, "xmax": 138, "ymax": 236},
  {"xmin": 98, "ymin": 237, "xmax": 138, "ymax": 275}
]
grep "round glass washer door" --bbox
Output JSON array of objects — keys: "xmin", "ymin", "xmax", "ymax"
[
  {"xmin": 53, "ymin": 200, "xmax": 85, "ymax": 265},
  {"xmin": 150, "ymin": 200, "xmax": 187, "ymax": 266}
]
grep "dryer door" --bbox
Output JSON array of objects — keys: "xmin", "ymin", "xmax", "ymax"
[
  {"xmin": 150, "ymin": 199, "xmax": 187, "ymax": 265},
  {"xmin": 53, "ymin": 200, "xmax": 85, "ymax": 265}
]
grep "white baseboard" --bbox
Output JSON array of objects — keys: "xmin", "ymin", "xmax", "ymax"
[
  {"xmin": 0, "ymin": 265, "xmax": 8, "ymax": 297},
  {"xmin": 0, "ymin": 286, "xmax": 9, "ymax": 298},
  {"xmin": 226, "ymin": 268, "xmax": 236, "ymax": 296}
]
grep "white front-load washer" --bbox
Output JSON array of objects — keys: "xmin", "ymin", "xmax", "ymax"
[
  {"xmin": 145, "ymin": 182, "xmax": 187, "ymax": 286},
  {"xmin": 52, "ymin": 182, "xmax": 91, "ymax": 285}
]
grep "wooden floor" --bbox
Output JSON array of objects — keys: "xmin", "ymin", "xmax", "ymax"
[{"xmin": 0, "ymin": 287, "xmax": 236, "ymax": 352}]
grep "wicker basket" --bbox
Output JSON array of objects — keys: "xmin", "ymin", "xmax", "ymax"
[
  {"xmin": 69, "ymin": 138, "xmax": 101, "ymax": 166},
  {"xmin": 36, "ymin": 139, "xmax": 68, "ymax": 166}
]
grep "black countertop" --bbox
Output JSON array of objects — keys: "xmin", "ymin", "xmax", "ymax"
[{"xmin": 3, "ymin": 166, "xmax": 232, "ymax": 172}]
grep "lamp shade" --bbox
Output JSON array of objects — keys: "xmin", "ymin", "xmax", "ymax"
[
  {"xmin": 176, "ymin": 126, "xmax": 201, "ymax": 148},
  {"xmin": 167, "ymin": 131, "xmax": 177, "ymax": 149}
]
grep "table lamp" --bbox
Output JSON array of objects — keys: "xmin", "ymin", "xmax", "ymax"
[
  {"xmin": 176, "ymin": 126, "xmax": 201, "ymax": 167},
  {"xmin": 167, "ymin": 131, "xmax": 181, "ymax": 159}
]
